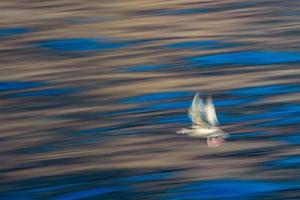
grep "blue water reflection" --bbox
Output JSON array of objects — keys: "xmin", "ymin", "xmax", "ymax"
[
  {"xmin": 152, "ymin": 114, "xmax": 190, "ymax": 124},
  {"xmin": 121, "ymin": 91, "xmax": 192, "ymax": 104},
  {"xmin": 37, "ymin": 38, "xmax": 126, "ymax": 52},
  {"xmin": 279, "ymin": 135, "xmax": 300, "ymax": 145},
  {"xmin": 0, "ymin": 81, "xmax": 77, "ymax": 99},
  {"xmin": 269, "ymin": 156, "xmax": 300, "ymax": 168},
  {"xmin": 0, "ymin": 27, "xmax": 31, "ymax": 37},
  {"xmin": 54, "ymin": 186, "xmax": 128, "ymax": 200},
  {"xmin": 191, "ymin": 51, "xmax": 300, "ymax": 66},
  {"xmin": 126, "ymin": 65, "xmax": 166, "ymax": 72},
  {"xmin": 228, "ymin": 84, "xmax": 300, "ymax": 96},
  {"xmin": 7, "ymin": 88, "xmax": 76, "ymax": 98},
  {"xmin": 167, "ymin": 179, "xmax": 293, "ymax": 200},
  {"xmin": 229, "ymin": 131, "xmax": 270, "ymax": 140},
  {"xmin": 164, "ymin": 40, "xmax": 245, "ymax": 50},
  {"xmin": 0, "ymin": 81, "xmax": 46, "ymax": 92},
  {"xmin": 118, "ymin": 171, "xmax": 175, "ymax": 183}
]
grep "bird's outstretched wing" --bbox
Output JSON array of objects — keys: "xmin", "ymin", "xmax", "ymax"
[
  {"xmin": 205, "ymin": 97, "xmax": 219, "ymax": 126},
  {"xmin": 188, "ymin": 93, "xmax": 207, "ymax": 126}
]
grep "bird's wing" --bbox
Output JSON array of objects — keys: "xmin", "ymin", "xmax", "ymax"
[
  {"xmin": 188, "ymin": 93, "xmax": 207, "ymax": 126},
  {"xmin": 205, "ymin": 97, "xmax": 219, "ymax": 126}
]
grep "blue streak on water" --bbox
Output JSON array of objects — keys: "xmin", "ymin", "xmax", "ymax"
[
  {"xmin": 17, "ymin": 143, "xmax": 59, "ymax": 154},
  {"xmin": 1, "ymin": 184, "xmax": 78, "ymax": 200},
  {"xmin": 27, "ymin": 184, "xmax": 73, "ymax": 193},
  {"xmin": 218, "ymin": 113, "xmax": 258, "ymax": 124},
  {"xmin": 228, "ymin": 84, "xmax": 300, "ymax": 96},
  {"xmin": 126, "ymin": 65, "xmax": 165, "ymax": 72},
  {"xmin": 54, "ymin": 186, "xmax": 127, "ymax": 200},
  {"xmin": 254, "ymin": 104, "xmax": 300, "ymax": 127},
  {"xmin": 277, "ymin": 104, "xmax": 300, "ymax": 114},
  {"xmin": 218, "ymin": 110, "xmax": 285, "ymax": 125},
  {"xmin": 229, "ymin": 131, "xmax": 270, "ymax": 139},
  {"xmin": 151, "ymin": 115, "xmax": 190, "ymax": 125},
  {"xmin": 167, "ymin": 179, "xmax": 292, "ymax": 200},
  {"xmin": 121, "ymin": 91, "xmax": 192, "ymax": 104},
  {"xmin": 214, "ymin": 98, "xmax": 257, "ymax": 107},
  {"xmin": 118, "ymin": 171, "xmax": 175, "ymax": 183},
  {"xmin": 7, "ymin": 88, "xmax": 76, "ymax": 98},
  {"xmin": 280, "ymin": 11, "xmax": 300, "ymax": 16},
  {"xmin": 258, "ymin": 116, "xmax": 300, "ymax": 127},
  {"xmin": 220, "ymin": 103, "xmax": 300, "ymax": 125},
  {"xmin": 37, "ymin": 38, "xmax": 126, "ymax": 52},
  {"xmin": 279, "ymin": 135, "xmax": 300, "ymax": 145},
  {"xmin": 2, "ymin": 196, "xmax": 30, "ymax": 200},
  {"xmin": 257, "ymin": 104, "xmax": 300, "ymax": 120},
  {"xmin": 269, "ymin": 156, "xmax": 300, "ymax": 167},
  {"xmin": 164, "ymin": 40, "xmax": 244, "ymax": 50},
  {"xmin": 73, "ymin": 126, "xmax": 117, "ymax": 136},
  {"xmin": 156, "ymin": 8, "xmax": 208, "ymax": 15},
  {"xmin": 142, "ymin": 101, "xmax": 190, "ymax": 111},
  {"xmin": 0, "ymin": 81, "xmax": 46, "ymax": 92},
  {"xmin": 0, "ymin": 27, "xmax": 31, "ymax": 37},
  {"xmin": 190, "ymin": 51, "xmax": 300, "ymax": 66},
  {"xmin": 165, "ymin": 40, "xmax": 218, "ymax": 48}
]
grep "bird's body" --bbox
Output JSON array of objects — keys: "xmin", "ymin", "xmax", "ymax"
[
  {"xmin": 178, "ymin": 126, "xmax": 226, "ymax": 138},
  {"xmin": 177, "ymin": 93, "xmax": 229, "ymax": 147}
]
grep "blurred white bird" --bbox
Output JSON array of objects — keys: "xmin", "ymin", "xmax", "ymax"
[{"xmin": 177, "ymin": 93, "xmax": 229, "ymax": 147}]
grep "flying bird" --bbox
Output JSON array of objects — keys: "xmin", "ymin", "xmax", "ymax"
[{"xmin": 177, "ymin": 93, "xmax": 229, "ymax": 147}]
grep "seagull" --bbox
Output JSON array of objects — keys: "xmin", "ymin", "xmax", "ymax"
[{"xmin": 177, "ymin": 93, "xmax": 229, "ymax": 147}]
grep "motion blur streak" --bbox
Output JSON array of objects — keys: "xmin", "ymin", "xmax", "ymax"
[{"xmin": 1, "ymin": 0, "xmax": 300, "ymax": 199}]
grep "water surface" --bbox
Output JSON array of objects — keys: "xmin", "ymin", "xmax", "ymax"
[{"xmin": 1, "ymin": 0, "xmax": 300, "ymax": 199}]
